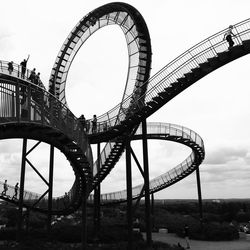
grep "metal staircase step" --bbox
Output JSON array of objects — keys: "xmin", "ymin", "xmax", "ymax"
[
  {"xmin": 146, "ymin": 100, "xmax": 158, "ymax": 108},
  {"xmin": 191, "ymin": 67, "xmax": 202, "ymax": 76},
  {"xmin": 158, "ymin": 91, "xmax": 169, "ymax": 99},
  {"xmin": 207, "ymin": 57, "xmax": 220, "ymax": 67},
  {"xmin": 184, "ymin": 72, "xmax": 195, "ymax": 81},
  {"xmin": 176, "ymin": 77, "xmax": 186, "ymax": 84},
  {"xmin": 152, "ymin": 96, "xmax": 164, "ymax": 103},
  {"xmin": 217, "ymin": 51, "xmax": 230, "ymax": 62},
  {"xmin": 242, "ymin": 39, "xmax": 250, "ymax": 50}
]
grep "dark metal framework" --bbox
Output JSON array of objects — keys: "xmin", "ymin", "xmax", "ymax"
[
  {"xmin": 49, "ymin": 2, "xmax": 152, "ymax": 108},
  {"xmin": 0, "ymin": 3, "xmax": 249, "ymax": 247},
  {"xmin": 0, "ymin": 78, "xmax": 91, "ymax": 214},
  {"xmin": 89, "ymin": 122, "xmax": 205, "ymax": 203}
]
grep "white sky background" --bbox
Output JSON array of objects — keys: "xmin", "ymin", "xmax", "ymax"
[{"xmin": 0, "ymin": 0, "xmax": 250, "ymax": 199}]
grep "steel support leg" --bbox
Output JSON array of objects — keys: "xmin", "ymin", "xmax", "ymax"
[
  {"xmin": 126, "ymin": 136, "xmax": 133, "ymax": 249},
  {"xmin": 17, "ymin": 138, "xmax": 27, "ymax": 241},
  {"xmin": 94, "ymin": 143, "xmax": 101, "ymax": 239},
  {"xmin": 142, "ymin": 119, "xmax": 152, "ymax": 246},
  {"xmin": 196, "ymin": 167, "xmax": 203, "ymax": 223},
  {"xmin": 47, "ymin": 145, "xmax": 54, "ymax": 233},
  {"xmin": 82, "ymin": 183, "xmax": 87, "ymax": 250},
  {"xmin": 151, "ymin": 193, "xmax": 155, "ymax": 231}
]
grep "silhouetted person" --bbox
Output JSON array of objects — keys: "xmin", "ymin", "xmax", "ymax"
[
  {"xmin": 224, "ymin": 25, "xmax": 236, "ymax": 49},
  {"xmin": 85, "ymin": 120, "xmax": 90, "ymax": 133},
  {"xmin": 28, "ymin": 68, "xmax": 36, "ymax": 83},
  {"xmin": 8, "ymin": 61, "xmax": 13, "ymax": 75},
  {"xmin": 92, "ymin": 114, "xmax": 97, "ymax": 133},
  {"xmin": 34, "ymin": 72, "xmax": 41, "ymax": 86},
  {"xmin": 12, "ymin": 182, "xmax": 19, "ymax": 200},
  {"xmin": 1, "ymin": 180, "xmax": 8, "ymax": 196},
  {"xmin": 63, "ymin": 192, "xmax": 69, "ymax": 207},
  {"xmin": 20, "ymin": 55, "xmax": 30, "ymax": 78},
  {"xmin": 103, "ymin": 121, "xmax": 107, "ymax": 131},
  {"xmin": 21, "ymin": 91, "xmax": 28, "ymax": 118},
  {"xmin": 78, "ymin": 114, "xmax": 86, "ymax": 131},
  {"xmin": 184, "ymin": 224, "xmax": 190, "ymax": 249}
]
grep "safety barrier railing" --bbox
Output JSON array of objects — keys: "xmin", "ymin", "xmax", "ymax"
[
  {"xmin": 0, "ymin": 78, "xmax": 90, "ymax": 211},
  {"xmin": 0, "ymin": 80, "xmax": 88, "ymax": 153},
  {"xmin": 86, "ymin": 18, "xmax": 250, "ymax": 134},
  {"xmin": 89, "ymin": 122, "xmax": 204, "ymax": 201},
  {"xmin": 92, "ymin": 141, "xmax": 117, "ymax": 177},
  {"xmin": 0, "ymin": 60, "xmax": 45, "ymax": 89},
  {"xmin": 0, "ymin": 179, "xmax": 78, "ymax": 211}
]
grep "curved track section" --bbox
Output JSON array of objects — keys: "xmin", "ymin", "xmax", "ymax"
[
  {"xmin": 48, "ymin": 2, "xmax": 153, "ymax": 192},
  {"xmin": 85, "ymin": 18, "xmax": 250, "ymax": 143},
  {"xmin": 89, "ymin": 18, "xmax": 250, "ymax": 197},
  {"xmin": 89, "ymin": 122, "xmax": 204, "ymax": 203},
  {"xmin": 0, "ymin": 74, "xmax": 92, "ymax": 215},
  {"xmin": 49, "ymin": 2, "xmax": 152, "ymax": 111}
]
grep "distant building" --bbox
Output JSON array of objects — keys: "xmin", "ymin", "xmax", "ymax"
[{"xmin": 212, "ymin": 199, "xmax": 221, "ymax": 203}]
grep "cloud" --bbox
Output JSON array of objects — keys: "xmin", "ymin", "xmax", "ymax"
[{"xmin": 204, "ymin": 147, "xmax": 248, "ymax": 165}]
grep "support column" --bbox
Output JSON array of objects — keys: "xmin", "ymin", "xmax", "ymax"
[
  {"xmin": 47, "ymin": 145, "xmax": 54, "ymax": 233},
  {"xmin": 126, "ymin": 136, "xmax": 133, "ymax": 249},
  {"xmin": 196, "ymin": 167, "xmax": 203, "ymax": 224},
  {"xmin": 142, "ymin": 119, "xmax": 152, "ymax": 246},
  {"xmin": 17, "ymin": 138, "xmax": 27, "ymax": 241},
  {"xmin": 151, "ymin": 193, "xmax": 155, "ymax": 231},
  {"xmin": 81, "ymin": 183, "xmax": 87, "ymax": 250},
  {"xmin": 94, "ymin": 143, "xmax": 101, "ymax": 239}
]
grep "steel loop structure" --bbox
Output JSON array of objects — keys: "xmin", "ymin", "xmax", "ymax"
[
  {"xmin": 89, "ymin": 122, "xmax": 204, "ymax": 203},
  {"xmin": 0, "ymin": 2, "xmax": 250, "ymax": 217}
]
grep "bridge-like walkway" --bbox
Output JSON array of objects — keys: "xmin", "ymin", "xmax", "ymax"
[{"xmin": 0, "ymin": 2, "xmax": 250, "ymax": 214}]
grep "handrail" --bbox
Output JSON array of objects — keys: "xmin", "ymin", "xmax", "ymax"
[
  {"xmin": 0, "ymin": 179, "xmax": 79, "ymax": 212},
  {"xmin": 0, "ymin": 79, "xmax": 92, "ymax": 212},
  {"xmin": 89, "ymin": 122, "xmax": 204, "ymax": 202},
  {"xmin": 0, "ymin": 60, "xmax": 46, "ymax": 89},
  {"xmin": 91, "ymin": 122, "xmax": 204, "ymax": 180},
  {"xmin": 0, "ymin": 79, "xmax": 88, "ymax": 153},
  {"xmin": 86, "ymin": 18, "xmax": 250, "ymax": 134}
]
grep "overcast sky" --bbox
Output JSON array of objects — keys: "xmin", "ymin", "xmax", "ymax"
[{"xmin": 1, "ymin": 0, "xmax": 250, "ymax": 200}]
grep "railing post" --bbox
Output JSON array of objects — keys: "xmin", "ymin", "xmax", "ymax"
[
  {"xmin": 41, "ymin": 91, "xmax": 45, "ymax": 125},
  {"xmin": 11, "ymin": 93, "xmax": 15, "ymax": 118},
  {"xmin": 15, "ymin": 81, "xmax": 20, "ymax": 122},
  {"xmin": 208, "ymin": 38, "xmax": 217, "ymax": 57},
  {"xmin": 27, "ymin": 83, "xmax": 31, "ymax": 121},
  {"xmin": 233, "ymin": 26, "xmax": 242, "ymax": 44}
]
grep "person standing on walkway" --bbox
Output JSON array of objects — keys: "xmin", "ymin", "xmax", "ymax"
[
  {"xmin": 1, "ymin": 180, "xmax": 8, "ymax": 196},
  {"xmin": 28, "ymin": 68, "xmax": 36, "ymax": 83},
  {"xmin": 12, "ymin": 182, "xmax": 19, "ymax": 200},
  {"xmin": 8, "ymin": 61, "xmax": 14, "ymax": 75},
  {"xmin": 20, "ymin": 55, "xmax": 30, "ymax": 79},
  {"xmin": 224, "ymin": 25, "xmax": 236, "ymax": 49},
  {"xmin": 184, "ymin": 224, "xmax": 190, "ymax": 249},
  {"xmin": 92, "ymin": 114, "xmax": 97, "ymax": 133},
  {"xmin": 78, "ymin": 114, "xmax": 86, "ymax": 131},
  {"xmin": 34, "ymin": 72, "xmax": 41, "ymax": 86}
]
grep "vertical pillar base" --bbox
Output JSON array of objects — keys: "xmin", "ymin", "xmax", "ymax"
[
  {"xmin": 82, "ymin": 184, "xmax": 87, "ymax": 250},
  {"xmin": 126, "ymin": 136, "xmax": 133, "ymax": 249},
  {"xmin": 142, "ymin": 119, "xmax": 152, "ymax": 246},
  {"xmin": 17, "ymin": 138, "xmax": 27, "ymax": 242}
]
